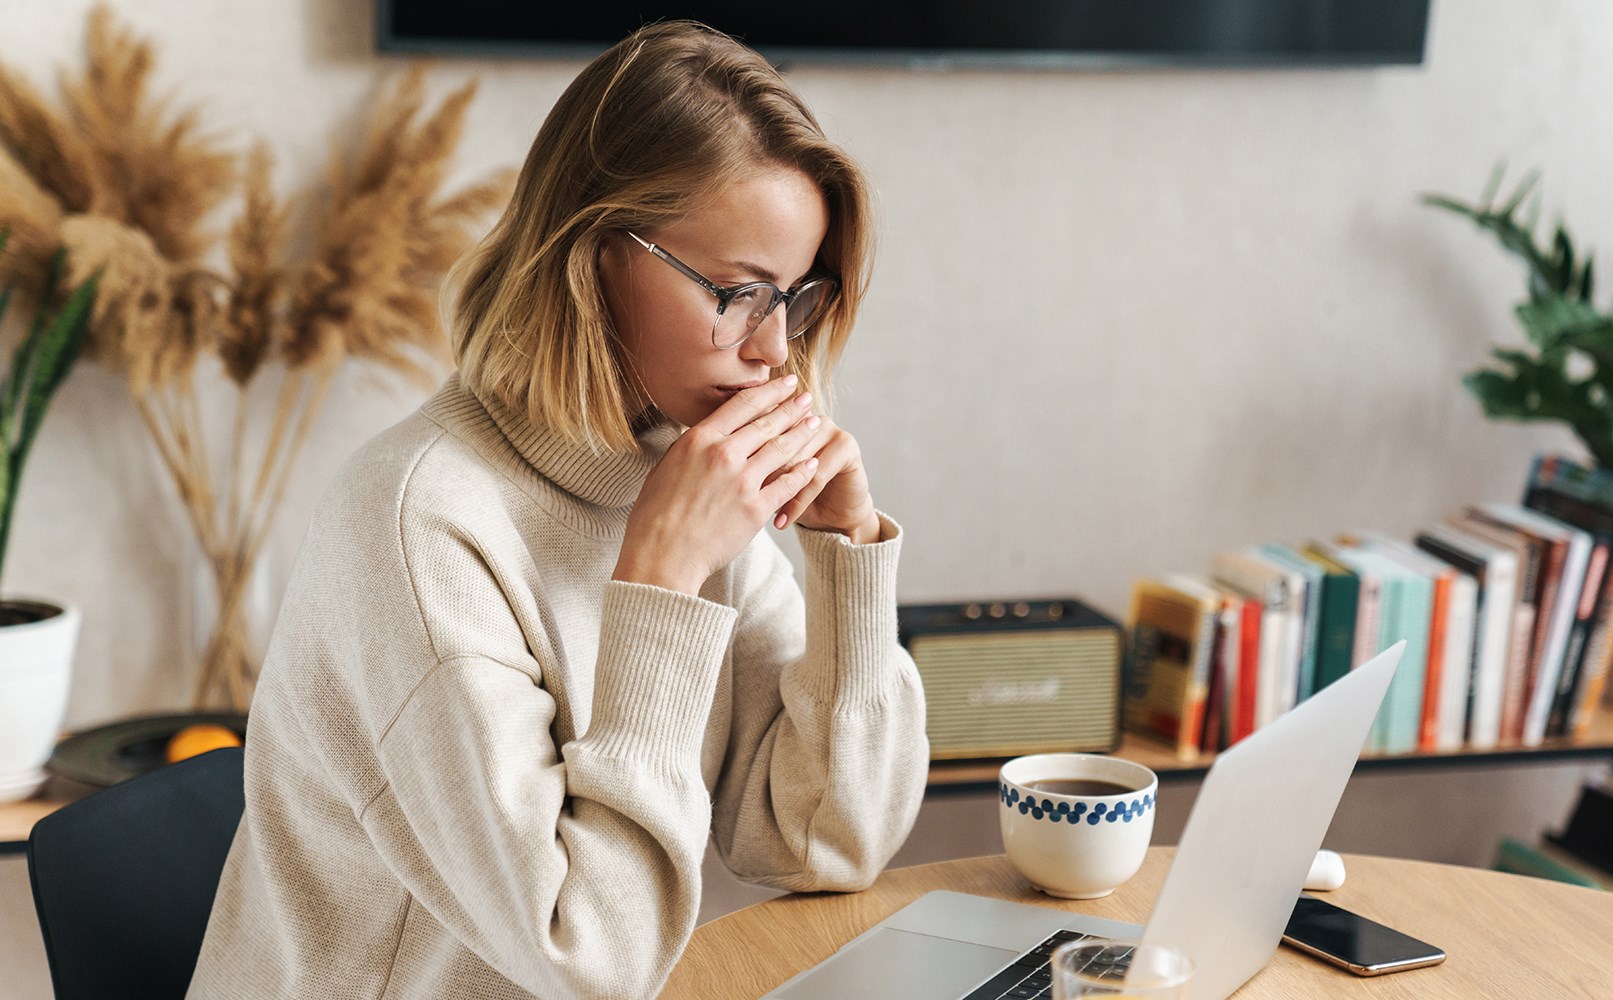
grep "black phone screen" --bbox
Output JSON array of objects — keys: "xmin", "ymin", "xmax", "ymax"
[{"xmin": 1283, "ymin": 895, "xmax": 1444, "ymax": 970}]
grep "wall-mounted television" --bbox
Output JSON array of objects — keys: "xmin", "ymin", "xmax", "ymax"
[{"xmin": 377, "ymin": 1, "xmax": 1430, "ymax": 70}]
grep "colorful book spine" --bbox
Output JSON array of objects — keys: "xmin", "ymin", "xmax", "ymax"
[
  {"xmin": 1435, "ymin": 574, "xmax": 1478, "ymax": 751},
  {"xmin": 1521, "ymin": 477, "xmax": 1613, "ymax": 736},
  {"xmin": 1476, "ymin": 505, "xmax": 1592, "ymax": 746},
  {"xmin": 1331, "ymin": 544, "xmax": 1430, "ymax": 754},
  {"xmin": 1234, "ymin": 597, "xmax": 1263, "ymax": 744},
  {"xmin": 1125, "ymin": 579, "xmax": 1221, "ymax": 758},
  {"xmin": 1450, "ymin": 514, "xmax": 1541, "ymax": 744},
  {"xmin": 1552, "ymin": 543, "xmax": 1609, "ymax": 735},
  {"xmin": 1211, "ymin": 551, "xmax": 1299, "ymax": 729},
  {"xmin": 1259, "ymin": 543, "xmax": 1324, "ymax": 703},
  {"xmin": 1300, "ymin": 546, "xmax": 1361, "ymax": 693}
]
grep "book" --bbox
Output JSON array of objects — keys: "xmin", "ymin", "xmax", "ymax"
[
  {"xmin": 1352, "ymin": 534, "xmax": 1462, "ymax": 752},
  {"xmin": 1520, "ymin": 475, "xmax": 1613, "ymax": 736},
  {"xmin": 1415, "ymin": 526, "xmax": 1518, "ymax": 749},
  {"xmin": 1328, "ymin": 543, "xmax": 1432, "ymax": 754},
  {"xmin": 1224, "ymin": 590, "xmax": 1263, "ymax": 744},
  {"xmin": 1162, "ymin": 573, "xmax": 1227, "ymax": 754},
  {"xmin": 1298, "ymin": 547, "xmax": 1361, "ymax": 693},
  {"xmin": 1124, "ymin": 578, "xmax": 1222, "ymax": 758},
  {"xmin": 1258, "ymin": 543, "xmax": 1324, "ymax": 703},
  {"xmin": 1473, "ymin": 504, "xmax": 1592, "ymax": 746},
  {"xmin": 1530, "ymin": 453, "xmax": 1613, "ymax": 509},
  {"xmin": 1448, "ymin": 512, "xmax": 1542, "ymax": 744},
  {"xmin": 1200, "ymin": 593, "xmax": 1232, "ymax": 748},
  {"xmin": 1437, "ymin": 573, "xmax": 1479, "ymax": 751},
  {"xmin": 1569, "ymin": 580, "xmax": 1613, "ymax": 738},
  {"xmin": 1554, "ymin": 542, "xmax": 1609, "ymax": 736},
  {"xmin": 1211, "ymin": 550, "xmax": 1302, "ymax": 729}
]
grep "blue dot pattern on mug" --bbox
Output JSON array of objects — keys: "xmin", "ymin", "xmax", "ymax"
[{"xmin": 1000, "ymin": 782, "xmax": 1156, "ymax": 825}]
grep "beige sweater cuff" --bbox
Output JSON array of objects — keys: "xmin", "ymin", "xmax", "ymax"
[
  {"xmin": 794, "ymin": 510, "xmax": 905, "ymax": 706},
  {"xmin": 583, "ymin": 581, "xmax": 738, "ymax": 767}
]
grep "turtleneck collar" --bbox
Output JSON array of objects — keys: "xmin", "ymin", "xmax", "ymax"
[{"xmin": 422, "ymin": 376, "xmax": 680, "ymax": 511}]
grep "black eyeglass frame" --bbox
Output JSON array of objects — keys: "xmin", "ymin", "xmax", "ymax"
[{"xmin": 626, "ymin": 231, "xmax": 841, "ymax": 350}]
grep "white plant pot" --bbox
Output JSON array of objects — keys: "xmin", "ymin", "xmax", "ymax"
[{"xmin": 0, "ymin": 600, "xmax": 79, "ymax": 803}]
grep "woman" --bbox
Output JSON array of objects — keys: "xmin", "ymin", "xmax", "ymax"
[{"xmin": 188, "ymin": 20, "xmax": 928, "ymax": 1000}]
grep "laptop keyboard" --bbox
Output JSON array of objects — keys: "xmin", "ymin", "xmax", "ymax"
[{"xmin": 960, "ymin": 929, "xmax": 1129, "ymax": 1000}]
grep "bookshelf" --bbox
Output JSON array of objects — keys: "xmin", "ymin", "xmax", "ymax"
[
  {"xmin": 6, "ymin": 708, "xmax": 1611, "ymax": 848},
  {"xmin": 925, "ymin": 702, "xmax": 1613, "ymax": 792}
]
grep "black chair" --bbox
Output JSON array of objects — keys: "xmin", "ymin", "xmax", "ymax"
[{"xmin": 27, "ymin": 747, "xmax": 245, "ymax": 1000}]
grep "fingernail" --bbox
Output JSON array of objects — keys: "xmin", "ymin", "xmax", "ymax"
[
  {"xmin": 797, "ymin": 392, "xmax": 813, "ymax": 408},
  {"xmin": 806, "ymin": 415, "xmax": 821, "ymax": 430},
  {"xmin": 783, "ymin": 374, "xmax": 798, "ymax": 387},
  {"xmin": 806, "ymin": 457, "xmax": 819, "ymax": 469}
]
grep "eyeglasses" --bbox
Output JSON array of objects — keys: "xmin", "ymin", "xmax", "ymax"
[{"xmin": 626, "ymin": 232, "xmax": 840, "ymax": 350}]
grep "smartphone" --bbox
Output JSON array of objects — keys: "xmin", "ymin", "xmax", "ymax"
[{"xmin": 1281, "ymin": 894, "xmax": 1446, "ymax": 976}]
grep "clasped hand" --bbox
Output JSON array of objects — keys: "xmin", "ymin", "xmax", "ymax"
[{"xmin": 612, "ymin": 375, "xmax": 879, "ymax": 596}]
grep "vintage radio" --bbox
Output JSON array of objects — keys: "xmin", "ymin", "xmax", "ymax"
[{"xmin": 898, "ymin": 598, "xmax": 1123, "ymax": 760}]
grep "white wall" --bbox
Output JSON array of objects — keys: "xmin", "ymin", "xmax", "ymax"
[
  {"xmin": 8, "ymin": 0, "xmax": 1608, "ymax": 724},
  {"xmin": 4, "ymin": 3, "xmax": 1608, "ymax": 727},
  {"xmin": 4, "ymin": 3, "xmax": 1612, "ymax": 993}
]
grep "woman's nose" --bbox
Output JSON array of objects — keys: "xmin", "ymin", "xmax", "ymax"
[{"xmin": 738, "ymin": 304, "xmax": 789, "ymax": 367}]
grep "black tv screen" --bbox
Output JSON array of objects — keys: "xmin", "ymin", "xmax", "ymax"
[{"xmin": 377, "ymin": 1, "xmax": 1430, "ymax": 69}]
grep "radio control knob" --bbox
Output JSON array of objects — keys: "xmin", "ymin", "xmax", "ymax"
[
  {"xmin": 1012, "ymin": 601, "xmax": 1030, "ymax": 618},
  {"xmin": 988, "ymin": 603, "xmax": 1006, "ymax": 619},
  {"xmin": 963, "ymin": 603, "xmax": 983, "ymax": 620}
]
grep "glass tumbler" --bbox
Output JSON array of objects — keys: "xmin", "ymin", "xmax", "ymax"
[{"xmin": 1050, "ymin": 939, "xmax": 1194, "ymax": 999}]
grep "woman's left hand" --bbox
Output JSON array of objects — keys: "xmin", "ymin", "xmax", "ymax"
[{"xmin": 771, "ymin": 414, "xmax": 882, "ymax": 544}]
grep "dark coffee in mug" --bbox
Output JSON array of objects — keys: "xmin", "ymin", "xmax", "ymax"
[{"xmin": 1024, "ymin": 778, "xmax": 1137, "ymax": 797}]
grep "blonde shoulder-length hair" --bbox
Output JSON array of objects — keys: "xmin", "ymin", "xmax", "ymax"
[{"xmin": 450, "ymin": 20, "xmax": 874, "ymax": 452}]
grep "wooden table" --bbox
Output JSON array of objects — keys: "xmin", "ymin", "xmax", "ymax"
[{"xmin": 665, "ymin": 848, "xmax": 1613, "ymax": 998}]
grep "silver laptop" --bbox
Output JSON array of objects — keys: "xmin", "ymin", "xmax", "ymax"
[{"xmin": 762, "ymin": 642, "xmax": 1406, "ymax": 1000}]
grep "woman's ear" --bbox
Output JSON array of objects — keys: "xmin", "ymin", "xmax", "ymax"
[{"xmin": 596, "ymin": 231, "xmax": 631, "ymax": 286}]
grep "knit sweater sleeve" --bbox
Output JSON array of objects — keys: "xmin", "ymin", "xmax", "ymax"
[
  {"xmin": 709, "ymin": 511, "xmax": 930, "ymax": 891},
  {"xmin": 362, "ymin": 506, "xmax": 735, "ymax": 999}
]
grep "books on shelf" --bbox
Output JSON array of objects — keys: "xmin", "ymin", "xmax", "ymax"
[
  {"xmin": 1522, "ymin": 459, "xmax": 1613, "ymax": 739},
  {"xmin": 1446, "ymin": 511, "xmax": 1542, "ymax": 744},
  {"xmin": 1470, "ymin": 504, "xmax": 1593, "ymax": 746},
  {"xmin": 1296, "ymin": 546, "xmax": 1360, "ymax": 695},
  {"xmin": 1123, "ymin": 577, "xmax": 1221, "ymax": 759},
  {"xmin": 1414, "ymin": 525, "xmax": 1515, "ymax": 750},
  {"xmin": 1120, "ymin": 452, "xmax": 1613, "ymax": 758},
  {"xmin": 1210, "ymin": 550, "xmax": 1302, "ymax": 729},
  {"xmin": 1349, "ymin": 534, "xmax": 1472, "ymax": 752},
  {"xmin": 1330, "ymin": 538, "xmax": 1433, "ymax": 755}
]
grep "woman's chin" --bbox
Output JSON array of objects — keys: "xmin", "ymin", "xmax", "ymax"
[{"xmin": 659, "ymin": 396, "xmax": 721, "ymax": 429}]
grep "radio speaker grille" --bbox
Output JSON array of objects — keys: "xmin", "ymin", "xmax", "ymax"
[{"xmin": 910, "ymin": 628, "xmax": 1120, "ymax": 759}]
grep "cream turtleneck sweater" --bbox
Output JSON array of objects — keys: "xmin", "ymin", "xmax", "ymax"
[{"xmin": 185, "ymin": 377, "xmax": 929, "ymax": 999}]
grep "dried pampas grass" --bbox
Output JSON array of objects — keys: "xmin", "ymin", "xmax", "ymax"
[{"xmin": 0, "ymin": 5, "xmax": 513, "ymax": 708}]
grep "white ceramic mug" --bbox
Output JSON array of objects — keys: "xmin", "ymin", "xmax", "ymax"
[{"xmin": 999, "ymin": 753, "xmax": 1158, "ymax": 899}]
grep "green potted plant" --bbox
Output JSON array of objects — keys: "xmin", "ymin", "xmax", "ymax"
[
  {"xmin": 0, "ymin": 230, "xmax": 97, "ymax": 803},
  {"xmin": 1423, "ymin": 169, "xmax": 1613, "ymax": 468}
]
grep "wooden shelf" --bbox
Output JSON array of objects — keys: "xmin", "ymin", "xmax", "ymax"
[
  {"xmin": 0, "ymin": 774, "xmax": 99, "ymax": 855},
  {"xmin": 8, "ymin": 710, "xmax": 1613, "ymax": 850},
  {"xmin": 927, "ymin": 704, "xmax": 1613, "ymax": 792}
]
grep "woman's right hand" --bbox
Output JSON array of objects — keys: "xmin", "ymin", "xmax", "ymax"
[{"xmin": 612, "ymin": 375, "xmax": 822, "ymax": 595}]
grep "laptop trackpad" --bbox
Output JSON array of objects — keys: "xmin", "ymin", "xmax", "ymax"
[{"xmin": 774, "ymin": 927, "xmax": 1017, "ymax": 999}]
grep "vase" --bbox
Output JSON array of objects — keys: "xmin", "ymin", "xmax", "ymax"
[
  {"xmin": 185, "ymin": 546, "xmax": 280, "ymax": 710},
  {"xmin": 0, "ymin": 599, "xmax": 80, "ymax": 802}
]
